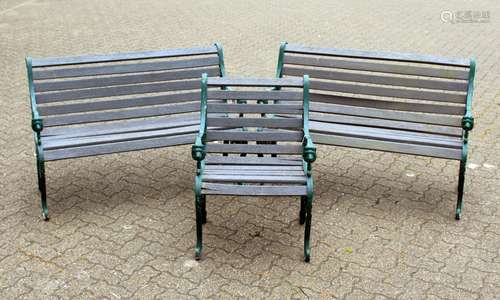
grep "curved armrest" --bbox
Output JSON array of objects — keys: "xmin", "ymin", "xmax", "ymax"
[
  {"xmin": 191, "ymin": 136, "xmax": 206, "ymax": 162},
  {"xmin": 302, "ymin": 135, "xmax": 317, "ymax": 163}
]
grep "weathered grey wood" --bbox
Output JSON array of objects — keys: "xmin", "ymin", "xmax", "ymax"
[
  {"xmin": 38, "ymin": 92, "xmax": 201, "ymax": 116},
  {"xmin": 32, "ymin": 46, "xmax": 218, "ymax": 67},
  {"xmin": 208, "ymin": 103, "xmax": 302, "ymax": 114},
  {"xmin": 36, "ymin": 80, "xmax": 200, "ymax": 103},
  {"xmin": 202, "ymin": 174, "xmax": 306, "ymax": 183},
  {"xmin": 204, "ymin": 169, "xmax": 306, "ymax": 176},
  {"xmin": 284, "ymin": 55, "xmax": 470, "ymax": 80},
  {"xmin": 312, "ymin": 133, "xmax": 462, "ymax": 160},
  {"xmin": 43, "ymin": 125, "xmax": 200, "ymax": 150},
  {"xmin": 35, "ymin": 67, "xmax": 219, "ymax": 92},
  {"xmin": 205, "ymin": 165, "xmax": 304, "ymax": 171},
  {"xmin": 205, "ymin": 156, "xmax": 303, "ymax": 166},
  {"xmin": 309, "ymin": 122, "xmax": 463, "ymax": 148},
  {"xmin": 207, "ymin": 131, "xmax": 302, "ymax": 142},
  {"xmin": 206, "ymin": 144, "xmax": 303, "ymax": 154},
  {"xmin": 207, "ymin": 77, "xmax": 303, "ymax": 87},
  {"xmin": 201, "ymin": 183, "xmax": 307, "ymax": 196},
  {"xmin": 310, "ymin": 80, "xmax": 466, "ymax": 103},
  {"xmin": 208, "ymin": 90, "xmax": 302, "ymax": 101},
  {"xmin": 207, "ymin": 117, "xmax": 302, "ymax": 129},
  {"xmin": 309, "ymin": 113, "xmax": 463, "ymax": 136},
  {"xmin": 285, "ymin": 44, "xmax": 471, "ymax": 67},
  {"xmin": 44, "ymin": 134, "xmax": 196, "ymax": 161},
  {"xmin": 44, "ymin": 102, "xmax": 200, "ymax": 126},
  {"xmin": 309, "ymin": 93, "xmax": 465, "ymax": 116},
  {"xmin": 33, "ymin": 56, "xmax": 219, "ymax": 80},
  {"xmin": 283, "ymin": 66, "xmax": 468, "ymax": 92}
]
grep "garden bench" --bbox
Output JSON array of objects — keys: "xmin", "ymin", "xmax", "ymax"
[
  {"xmin": 191, "ymin": 75, "xmax": 316, "ymax": 261},
  {"xmin": 27, "ymin": 44, "xmax": 226, "ymax": 220},
  {"xmin": 275, "ymin": 43, "xmax": 475, "ymax": 219}
]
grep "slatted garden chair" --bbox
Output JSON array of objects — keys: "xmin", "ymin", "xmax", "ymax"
[
  {"xmin": 191, "ymin": 75, "xmax": 317, "ymax": 261},
  {"xmin": 27, "ymin": 44, "xmax": 226, "ymax": 220},
  {"xmin": 275, "ymin": 42, "xmax": 475, "ymax": 219}
]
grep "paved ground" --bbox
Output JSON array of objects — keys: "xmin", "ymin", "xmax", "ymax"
[{"xmin": 1, "ymin": 0, "xmax": 499, "ymax": 299}]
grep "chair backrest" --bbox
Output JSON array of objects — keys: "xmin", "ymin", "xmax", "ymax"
[
  {"xmin": 277, "ymin": 43, "xmax": 474, "ymax": 137},
  {"xmin": 27, "ymin": 45, "xmax": 225, "ymax": 131},
  {"xmin": 201, "ymin": 77, "xmax": 308, "ymax": 157}
]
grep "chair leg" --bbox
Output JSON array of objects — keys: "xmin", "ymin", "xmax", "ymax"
[
  {"xmin": 195, "ymin": 194, "xmax": 203, "ymax": 260},
  {"xmin": 201, "ymin": 195, "xmax": 207, "ymax": 224},
  {"xmin": 36, "ymin": 159, "xmax": 49, "ymax": 221},
  {"xmin": 299, "ymin": 196, "xmax": 306, "ymax": 225},
  {"xmin": 304, "ymin": 194, "xmax": 313, "ymax": 262},
  {"xmin": 456, "ymin": 159, "xmax": 466, "ymax": 220}
]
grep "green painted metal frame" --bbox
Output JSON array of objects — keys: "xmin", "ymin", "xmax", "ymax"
[{"xmin": 191, "ymin": 74, "xmax": 316, "ymax": 261}]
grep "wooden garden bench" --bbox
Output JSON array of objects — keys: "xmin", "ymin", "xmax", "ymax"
[
  {"xmin": 275, "ymin": 43, "xmax": 475, "ymax": 219},
  {"xmin": 26, "ymin": 44, "xmax": 226, "ymax": 220},
  {"xmin": 191, "ymin": 75, "xmax": 317, "ymax": 261}
]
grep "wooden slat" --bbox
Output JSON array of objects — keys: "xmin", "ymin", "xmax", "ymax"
[
  {"xmin": 44, "ymin": 103, "xmax": 200, "ymax": 126},
  {"xmin": 43, "ymin": 125, "xmax": 200, "ymax": 150},
  {"xmin": 208, "ymin": 103, "xmax": 302, "ymax": 114},
  {"xmin": 206, "ymin": 144, "xmax": 303, "ymax": 154},
  {"xmin": 208, "ymin": 117, "xmax": 302, "ymax": 129},
  {"xmin": 285, "ymin": 44, "xmax": 471, "ymax": 67},
  {"xmin": 208, "ymin": 90, "xmax": 302, "ymax": 101},
  {"xmin": 284, "ymin": 55, "xmax": 470, "ymax": 80},
  {"xmin": 310, "ymin": 113, "xmax": 463, "ymax": 136},
  {"xmin": 202, "ymin": 174, "xmax": 306, "ymax": 183},
  {"xmin": 309, "ymin": 93, "xmax": 465, "ymax": 116},
  {"xmin": 204, "ymin": 169, "xmax": 306, "ymax": 176},
  {"xmin": 283, "ymin": 66, "xmax": 468, "ymax": 92},
  {"xmin": 44, "ymin": 134, "xmax": 196, "ymax": 161},
  {"xmin": 205, "ymin": 156, "xmax": 303, "ymax": 166},
  {"xmin": 207, "ymin": 77, "xmax": 303, "ymax": 87},
  {"xmin": 312, "ymin": 133, "xmax": 462, "ymax": 160},
  {"xmin": 38, "ymin": 92, "xmax": 201, "ymax": 116},
  {"xmin": 35, "ymin": 67, "xmax": 219, "ymax": 92},
  {"xmin": 309, "ymin": 122, "xmax": 463, "ymax": 148},
  {"xmin": 207, "ymin": 131, "xmax": 302, "ymax": 142},
  {"xmin": 33, "ymin": 56, "xmax": 219, "ymax": 80},
  {"xmin": 31, "ymin": 46, "xmax": 218, "ymax": 67},
  {"xmin": 310, "ymin": 80, "xmax": 466, "ymax": 103},
  {"xmin": 36, "ymin": 80, "xmax": 200, "ymax": 103},
  {"xmin": 201, "ymin": 183, "xmax": 307, "ymax": 196},
  {"xmin": 205, "ymin": 165, "xmax": 304, "ymax": 171}
]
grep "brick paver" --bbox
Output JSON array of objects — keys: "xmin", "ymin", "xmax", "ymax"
[{"xmin": 1, "ymin": 0, "xmax": 499, "ymax": 299}]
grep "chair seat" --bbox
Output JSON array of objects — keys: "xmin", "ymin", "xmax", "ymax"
[{"xmin": 201, "ymin": 156, "xmax": 307, "ymax": 196}]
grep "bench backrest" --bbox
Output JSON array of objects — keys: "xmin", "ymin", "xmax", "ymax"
[
  {"xmin": 202, "ymin": 77, "xmax": 308, "ymax": 157},
  {"xmin": 27, "ymin": 45, "xmax": 225, "ymax": 140},
  {"xmin": 277, "ymin": 43, "xmax": 475, "ymax": 139}
]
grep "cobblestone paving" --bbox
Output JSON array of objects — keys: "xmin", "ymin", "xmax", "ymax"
[{"xmin": 1, "ymin": 0, "xmax": 499, "ymax": 299}]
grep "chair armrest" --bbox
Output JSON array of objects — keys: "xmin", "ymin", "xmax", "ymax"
[
  {"xmin": 302, "ymin": 135, "xmax": 316, "ymax": 163},
  {"xmin": 191, "ymin": 135, "xmax": 206, "ymax": 162}
]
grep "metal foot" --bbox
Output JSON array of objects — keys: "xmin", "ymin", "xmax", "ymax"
[
  {"xmin": 303, "ymin": 195, "xmax": 312, "ymax": 262},
  {"xmin": 456, "ymin": 159, "xmax": 466, "ymax": 221},
  {"xmin": 195, "ymin": 195, "xmax": 203, "ymax": 260}
]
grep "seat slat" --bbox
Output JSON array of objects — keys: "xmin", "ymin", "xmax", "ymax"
[
  {"xmin": 202, "ymin": 174, "xmax": 306, "ymax": 183},
  {"xmin": 207, "ymin": 131, "xmax": 303, "ymax": 142},
  {"xmin": 284, "ymin": 55, "xmax": 470, "ymax": 80},
  {"xmin": 310, "ymin": 80, "xmax": 466, "ymax": 103},
  {"xmin": 283, "ymin": 66, "xmax": 468, "ymax": 91},
  {"xmin": 207, "ymin": 117, "xmax": 302, "ymax": 129},
  {"xmin": 205, "ymin": 165, "xmax": 304, "ymax": 171},
  {"xmin": 33, "ymin": 56, "xmax": 219, "ymax": 80},
  {"xmin": 206, "ymin": 144, "xmax": 303, "ymax": 154},
  {"xmin": 204, "ymin": 169, "xmax": 306, "ymax": 176},
  {"xmin": 35, "ymin": 67, "xmax": 219, "ymax": 92},
  {"xmin": 44, "ymin": 103, "xmax": 200, "ymax": 126},
  {"xmin": 207, "ymin": 77, "xmax": 303, "ymax": 87},
  {"xmin": 36, "ymin": 80, "xmax": 200, "ymax": 103},
  {"xmin": 313, "ymin": 133, "xmax": 462, "ymax": 160},
  {"xmin": 201, "ymin": 183, "xmax": 307, "ymax": 196},
  {"xmin": 208, "ymin": 90, "xmax": 302, "ymax": 101},
  {"xmin": 32, "ymin": 46, "xmax": 218, "ymax": 67},
  {"xmin": 44, "ymin": 134, "xmax": 196, "ymax": 161},
  {"xmin": 208, "ymin": 103, "xmax": 302, "ymax": 114},
  {"xmin": 285, "ymin": 44, "xmax": 471, "ymax": 67},
  {"xmin": 38, "ymin": 92, "xmax": 201, "ymax": 116},
  {"xmin": 205, "ymin": 156, "xmax": 303, "ymax": 166}
]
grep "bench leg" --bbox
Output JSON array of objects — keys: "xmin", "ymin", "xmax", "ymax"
[
  {"xmin": 195, "ymin": 194, "xmax": 203, "ymax": 260},
  {"xmin": 299, "ymin": 196, "xmax": 306, "ymax": 225},
  {"xmin": 456, "ymin": 159, "xmax": 467, "ymax": 220},
  {"xmin": 201, "ymin": 195, "xmax": 207, "ymax": 224},
  {"xmin": 304, "ymin": 194, "xmax": 313, "ymax": 262},
  {"xmin": 36, "ymin": 148, "xmax": 49, "ymax": 221}
]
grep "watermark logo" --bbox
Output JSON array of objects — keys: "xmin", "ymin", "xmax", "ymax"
[{"xmin": 441, "ymin": 10, "xmax": 490, "ymax": 24}]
